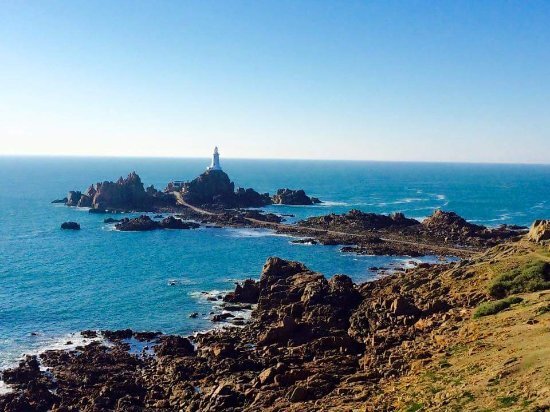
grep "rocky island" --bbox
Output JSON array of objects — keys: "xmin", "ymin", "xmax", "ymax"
[
  {"xmin": 2, "ymin": 222, "xmax": 549, "ymax": 411},
  {"xmin": 60, "ymin": 151, "xmax": 321, "ymax": 212}
]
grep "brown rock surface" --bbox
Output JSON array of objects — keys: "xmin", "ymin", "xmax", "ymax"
[{"xmin": 527, "ymin": 219, "xmax": 550, "ymax": 243}]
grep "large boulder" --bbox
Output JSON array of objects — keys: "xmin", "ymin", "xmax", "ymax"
[
  {"xmin": 224, "ymin": 279, "xmax": 260, "ymax": 304},
  {"xmin": 422, "ymin": 210, "xmax": 482, "ymax": 234},
  {"xmin": 528, "ymin": 220, "xmax": 550, "ymax": 243},
  {"xmin": 61, "ymin": 221, "xmax": 80, "ymax": 230}
]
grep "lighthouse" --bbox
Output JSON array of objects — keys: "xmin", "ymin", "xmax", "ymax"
[{"xmin": 207, "ymin": 146, "xmax": 222, "ymax": 171}]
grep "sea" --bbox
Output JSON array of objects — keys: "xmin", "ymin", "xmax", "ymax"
[{"xmin": 0, "ymin": 156, "xmax": 549, "ymax": 373}]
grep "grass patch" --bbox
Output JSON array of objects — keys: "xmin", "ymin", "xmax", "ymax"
[
  {"xmin": 496, "ymin": 395, "xmax": 518, "ymax": 407},
  {"xmin": 488, "ymin": 260, "xmax": 550, "ymax": 298},
  {"xmin": 474, "ymin": 296, "xmax": 523, "ymax": 318},
  {"xmin": 462, "ymin": 391, "xmax": 475, "ymax": 402},
  {"xmin": 439, "ymin": 359, "xmax": 452, "ymax": 368},
  {"xmin": 404, "ymin": 402, "xmax": 424, "ymax": 412},
  {"xmin": 536, "ymin": 303, "xmax": 550, "ymax": 315}
]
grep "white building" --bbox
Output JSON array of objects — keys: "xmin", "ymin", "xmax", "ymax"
[{"xmin": 207, "ymin": 146, "xmax": 222, "ymax": 171}]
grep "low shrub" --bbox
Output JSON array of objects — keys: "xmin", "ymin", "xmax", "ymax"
[
  {"xmin": 474, "ymin": 296, "xmax": 523, "ymax": 318},
  {"xmin": 488, "ymin": 260, "xmax": 550, "ymax": 298}
]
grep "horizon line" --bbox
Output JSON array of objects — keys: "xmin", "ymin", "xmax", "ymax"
[{"xmin": 0, "ymin": 153, "xmax": 549, "ymax": 167}]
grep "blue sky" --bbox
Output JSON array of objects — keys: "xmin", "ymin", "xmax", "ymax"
[{"xmin": 1, "ymin": 1, "xmax": 549, "ymax": 163}]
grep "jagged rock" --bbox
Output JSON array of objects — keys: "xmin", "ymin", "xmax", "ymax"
[
  {"xmin": 51, "ymin": 197, "xmax": 67, "ymax": 204},
  {"xmin": 528, "ymin": 220, "xmax": 550, "ymax": 243},
  {"xmin": 115, "ymin": 215, "xmax": 159, "ymax": 231},
  {"xmin": 272, "ymin": 188, "xmax": 321, "ymax": 205},
  {"xmin": 60, "ymin": 221, "xmax": 80, "ymax": 230},
  {"xmin": 66, "ymin": 191, "xmax": 82, "ymax": 206},
  {"xmin": 224, "ymin": 279, "xmax": 260, "ymax": 304},
  {"xmin": 154, "ymin": 336, "xmax": 194, "ymax": 357},
  {"xmin": 179, "ymin": 169, "xmax": 271, "ymax": 209},
  {"xmin": 390, "ymin": 296, "xmax": 421, "ymax": 317},
  {"xmin": 159, "ymin": 216, "xmax": 200, "ymax": 229},
  {"xmin": 64, "ymin": 172, "xmax": 172, "ymax": 212},
  {"xmin": 423, "ymin": 209, "xmax": 482, "ymax": 234}
]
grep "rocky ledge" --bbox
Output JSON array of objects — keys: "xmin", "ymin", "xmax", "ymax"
[
  {"xmin": 1, "ymin": 233, "xmax": 550, "ymax": 411},
  {"xmin": 293, "ymin": 209, "xmax": 527, "ymax": 253},
  {"xmin": 114, "ymin": 215, "xmax": 200, "ymax": 231}
]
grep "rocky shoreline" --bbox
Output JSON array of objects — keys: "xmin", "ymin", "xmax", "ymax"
[
  {"xmin": 2, "ymin": 226, "xmax": 549, "ymax": 411},
  {"xmin": 56, "ymin": 170, "xmax": 528, "ymax": 258}
]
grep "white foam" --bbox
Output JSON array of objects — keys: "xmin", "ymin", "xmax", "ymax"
[{"xmin": 222, "ymin": 228, "xmax": 277, "ymax": 238}]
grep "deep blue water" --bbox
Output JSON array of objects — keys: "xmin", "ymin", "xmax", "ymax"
[{"xmin": 0, "ymin": 156, "xmax": 549, "ymax": 371}]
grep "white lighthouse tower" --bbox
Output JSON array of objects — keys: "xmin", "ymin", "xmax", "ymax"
[{"xmin": 207, "ymin": 146, "xmax": 222, "ymax": 171}]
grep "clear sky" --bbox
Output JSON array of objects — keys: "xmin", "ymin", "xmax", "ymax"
[{"xmin": 1, "ymin": 1, "xmax": 549, "ymax": 163}]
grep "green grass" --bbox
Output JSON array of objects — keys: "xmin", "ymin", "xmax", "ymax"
[
  {"xmin": 496, "ymin": 395, "xmax": 518, "ymax": 407},
  {"xmin": 474, "ymin": 297, "xmax": 523, "ymax": 318},
  {"xmin": 488, "ymin": 260, "xmax": 550, "ymax": 298},
  {"xmin": 404, "ymin": 402, "xmax": 424, "ymax": 412},
  {"xmin": 536, "ymin": 303, "xmax": 550, "ymax": 315}
]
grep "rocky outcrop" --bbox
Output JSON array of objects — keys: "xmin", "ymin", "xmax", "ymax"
[
  {"xmin": 2, "ymin": 239, "xmax": 550, "ymax": 411},
  {"xmin": 178, "ymin": 169, "xmax": 271, "ymax": 209},
  {"xmin": 63, "ymin": 172, "xmax": 174, "ymax": 212},
  {"xmin": 115, "ymin": 215, "xmax": 200, "ymax": 231},
  {"xmin": 422, "ymin": 209, "xmax": 482, "ymax": 234},
  {"xmin": 528, "ymin": 219, "xmax": 550, "ymax": 243},
  {"xmin": 224, "ymin": 279, "xmax": 260, "ymax": 304},
  {"xmin": 421, "ymin": 209, "xmax": 526, "ymax": 246},
  {"xmin": 235, "ymin": 187, "xmax": 272, "ymax": 208},
  {"xmin": 300, "ymin": 209, "xmax": 420, "ymax": 231},
  {"xmin": 60, "ymin": 221, "xmax": 80, "ymax": 230},
  {"xmin": 272, "ymin": 189, "xmax": 321, "ymax": 205},
  {"xmin": 51, "ymin": 198, "xmax": 67, "ymax": 204}
]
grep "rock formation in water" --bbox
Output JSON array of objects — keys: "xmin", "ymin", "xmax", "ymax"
[
  {"xmin": 271, "ymin": 189, "xmax": 321, "ymax": 205},
  {"xmin": 63, "ymin": 172, "xmax": 173, "ymax": 212},
  {"xmin": 178, "ymin": 169, "xmax": 271, "ymax": 209},
  {"xmin": 60, "ymin": 221, "xmax": 80, "ymax": 230},
  {"xmin": 300, "ymin": 209, "xmax": 420, "ymax": 231},
  {"xmin": 114, "ymin": 215, "xmax": 200, "ymax": 231},
  {"xmin": 420, "ymin": 209, "xmax": 526, "ymax": 246}
]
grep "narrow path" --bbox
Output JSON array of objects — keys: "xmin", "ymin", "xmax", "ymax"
[{"xmin": 173, "ymin": 192, "xmax": 477, "ymax": 256}]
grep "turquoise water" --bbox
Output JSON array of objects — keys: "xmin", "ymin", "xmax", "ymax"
[{"xmin": 0, "ymin": 157, "xmax": 549, "ymax": 370}]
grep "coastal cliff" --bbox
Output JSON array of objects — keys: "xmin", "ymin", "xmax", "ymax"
[{"xmin": 2, "ymin": 225, "xmax": 549, "ymax": 411}]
